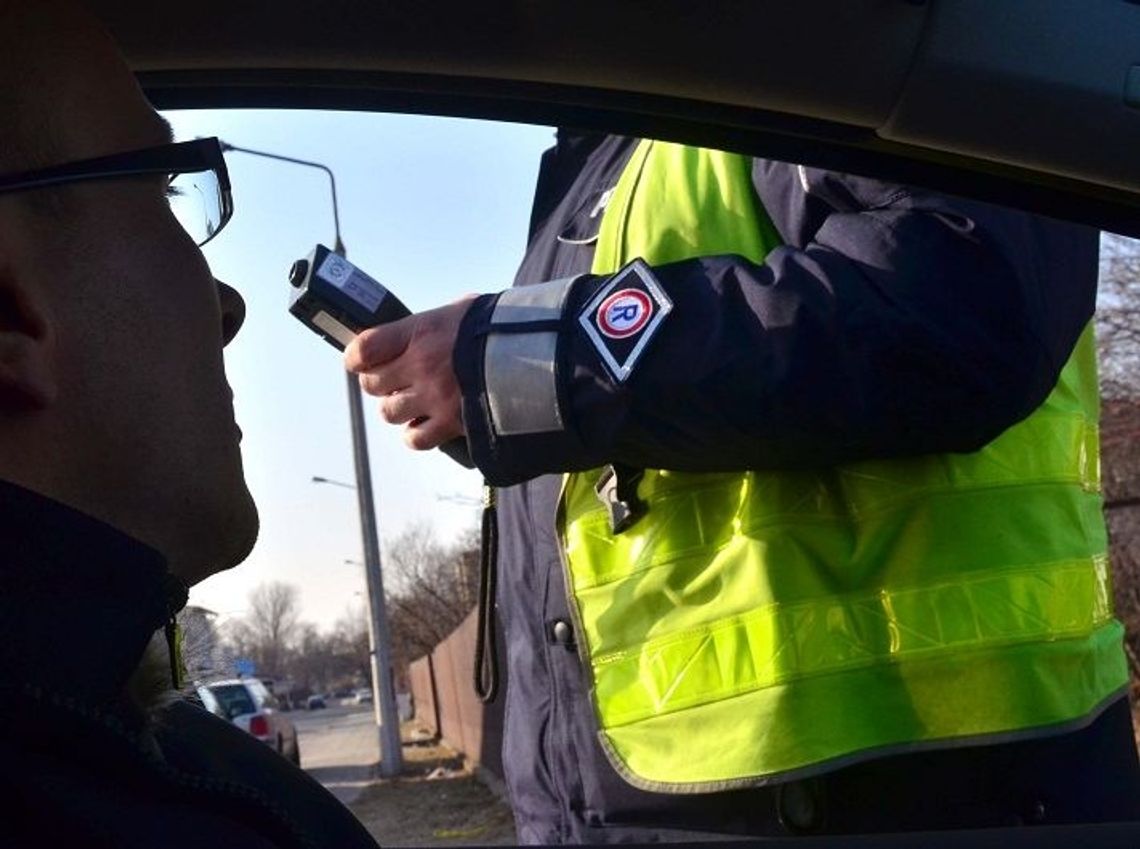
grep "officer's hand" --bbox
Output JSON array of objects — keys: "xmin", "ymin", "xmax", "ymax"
[{"xmin": 344, "ymin": 297, "xmax": 476, "ymax": 451}]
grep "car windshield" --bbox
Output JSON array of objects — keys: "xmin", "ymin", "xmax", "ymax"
[{"xmin": 208, "ymin": 685, "xmax": 258, "ymax": 720}]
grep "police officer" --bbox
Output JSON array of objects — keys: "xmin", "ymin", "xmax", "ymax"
[{"xmin": 347, "ymin": 133, "xmax": 1140, "ymax": 842}]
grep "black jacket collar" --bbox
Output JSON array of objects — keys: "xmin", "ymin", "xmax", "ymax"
[{"xmin": 0, "ymin": 479, "xmax": 177, "ymax": 706}]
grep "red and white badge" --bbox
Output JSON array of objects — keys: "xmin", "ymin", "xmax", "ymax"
[
  {"xmin": 578, "ymin": 259, "xmax": 672, "ymax": 383},
  {"xmin": 596, "ymin": 289, "xmax": 653, "ymax": 339}
]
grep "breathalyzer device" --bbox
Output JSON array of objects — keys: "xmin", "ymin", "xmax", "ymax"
[
  {"xmin": 288, "ymin": 244, "xmax": 474, "ymax": 468},
  {"xmin": 288, "ymin": 244, "xmax": 409, "ymax": 350}
]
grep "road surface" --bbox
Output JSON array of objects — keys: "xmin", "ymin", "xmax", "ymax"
[{"xmin": 294, "ymin": 703, "xmax": 380, "ymax": 804}]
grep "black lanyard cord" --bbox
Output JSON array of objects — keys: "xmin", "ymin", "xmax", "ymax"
[{"xmin": 473, "ymin": 482, "xmax": 499, "ymax": 703}]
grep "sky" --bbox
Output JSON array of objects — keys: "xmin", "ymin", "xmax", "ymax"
[{"xmin": 165, "ymin": 109, "xmax": 555, "ymax": 630}]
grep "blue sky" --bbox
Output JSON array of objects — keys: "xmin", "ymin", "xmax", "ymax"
[{"xmin": 166, "ymin": 109, "xmax": 554, "ymax": 629}]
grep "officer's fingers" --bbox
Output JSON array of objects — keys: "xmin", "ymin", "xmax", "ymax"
[
  {"xmin": 403, "ymin": 412, "xmax": 463, "ymax": 452},
  {"xmin": 359, "ymin": 364, "xmax": 409, "ymax": 399},
  {"xmin": 402, "ymin": 419, "xmax": 435, "ymax": 451},
  {"xmin": 402, "ymin": 383, "xmax": 464, "ymax": 449},
  {"xmin": 344, "ymin": 315, "xmax": 417, "ymax": 373},
  {"xmin": 379, "ymin": 388, "xmax": 421, "ymax": 426}
]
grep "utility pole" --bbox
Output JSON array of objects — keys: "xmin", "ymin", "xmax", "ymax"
[{"xmin": 223, "ymin": 141, "xmax": 403, "ymax": 776}]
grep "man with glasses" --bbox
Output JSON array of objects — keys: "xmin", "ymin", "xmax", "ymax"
[{"xmin": 0, "ymin": 2, "xmax": 377, "ymax": 845}]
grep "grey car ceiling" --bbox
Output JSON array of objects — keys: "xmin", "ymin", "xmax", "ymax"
[{"xmin": 87, "ymin": 0, "xmax": 1140, "ymax": 236}]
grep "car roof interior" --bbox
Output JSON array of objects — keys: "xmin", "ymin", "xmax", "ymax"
[{"xmin": 90, "ymin": 0, "xmax": 1140, "ymax": 238}]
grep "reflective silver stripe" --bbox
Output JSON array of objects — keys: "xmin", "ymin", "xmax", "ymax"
[
  {"xmin": 484, "ymin": 277, "xmax": 577, "ymax": 436},
  {"xmin": 486, "ymin": 332, "xmax": 562, "ymax": 435},
  {"xmin": 491, "ymin": 276, "xmax": 578, "ymax": 325}
]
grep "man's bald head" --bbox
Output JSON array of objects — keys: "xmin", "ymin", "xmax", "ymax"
[{"xmin": 0, "ymin": 0, "xmax": 168, "ymax": 176}]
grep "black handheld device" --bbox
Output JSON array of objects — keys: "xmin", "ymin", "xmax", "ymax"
[{"xmin": 288, "ymin": 244, "xmax": 474, "ymax": 468}]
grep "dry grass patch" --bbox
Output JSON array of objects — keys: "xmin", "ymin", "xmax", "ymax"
[{"xmin": 348, "ymin": 726, "xmax": 516, "ymax": 847}]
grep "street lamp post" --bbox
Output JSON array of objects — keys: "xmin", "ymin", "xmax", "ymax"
[{"xmin": 223, "ymin": 140, "xmax": 403, "ymax": 776}]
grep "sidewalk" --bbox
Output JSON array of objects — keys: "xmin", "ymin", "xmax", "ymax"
[
  {"xmin": 298, "ymin": 706, "xmax": 382, "ymax": 806},
  {"xmin": 304, "ymin": 715, "xmax": 516, "ymax": 846}
]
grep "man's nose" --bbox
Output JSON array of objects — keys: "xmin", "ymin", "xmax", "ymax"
[{"xmin": 216, "ymin": 279, "xmax": 246, "ymax": 346}]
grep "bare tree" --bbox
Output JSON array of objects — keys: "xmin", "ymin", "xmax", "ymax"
[
  {"xmin": 385, "ymin": 522, "xmax": 481, "ymax": 671},
  {"xmin": 287, "ymin": 623, "xmax": 324, "ymax": 694},
  {"xmin": 1098, "ymin": 234, "xmax": 1140, "ymax": 400},
  {"xmin": 331, "ymin": 603, "xmax": 372, "ymax": 682},
  {"xmin": 1098, "ymin": 236, "xmax": 1140, "ymax": 699},
  {"xmin": 244, "ymin": 581, "xmax": 302, "ymax": 678},
  {"xmin": 208, "ymin": 585, "xmax": 379, "ymax": 697},
  {"xmin": 297, "ymin": 604, "xmax": 372, "ymax": 693}
]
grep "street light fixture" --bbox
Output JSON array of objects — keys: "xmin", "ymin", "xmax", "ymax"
[
  {"xmin": 217, "ymin": 141, "xmax": 346, "ymax": 256},
  {"xmin": 221, "ymin": 139, "xmax": 402, "ymax": 776},
  {"xmin": 311, "ymin": 475, "xmax": 355, "ymax": 490}
]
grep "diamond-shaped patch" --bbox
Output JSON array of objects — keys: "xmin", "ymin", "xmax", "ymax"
[{"xmin": 578, "ymin": 259, "xmax": 672, "ymax": 383}]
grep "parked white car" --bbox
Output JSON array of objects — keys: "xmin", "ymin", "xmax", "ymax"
[
  {"xmin": 352, "ymin": 688, "xmax": 374, "ymax": 706},
  {"xmin": 197, "ymin": 678, "xmax": 301, "ymax": 766}
]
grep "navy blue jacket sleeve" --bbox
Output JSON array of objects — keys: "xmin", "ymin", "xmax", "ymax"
[{"xmin": 454, "ymin": 164, "xmax": 1100, "ymax": 487}]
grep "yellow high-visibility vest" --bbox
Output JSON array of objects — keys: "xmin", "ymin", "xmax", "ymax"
[{"xmin": 559, "ymin": 140, "xmax": 1126, "ymax": 793}]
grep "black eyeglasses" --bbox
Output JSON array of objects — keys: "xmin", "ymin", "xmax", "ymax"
[{"xmin": 0, "ymin": 137, "xmax": 233, "ymax": 247}]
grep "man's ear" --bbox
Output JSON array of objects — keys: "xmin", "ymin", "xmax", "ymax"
[{"xmin": 0, "ymin": 263, "xmax": 56, "ymax": 410}]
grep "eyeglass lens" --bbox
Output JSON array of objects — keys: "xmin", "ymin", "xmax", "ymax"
[{"xmin": 167, "ymin": 169, "xmax": 226, "ymax": 246}]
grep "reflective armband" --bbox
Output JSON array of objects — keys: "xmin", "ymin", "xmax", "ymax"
[{"xmin": 484, "ymin": 276, "xmax": 579, "ymax": 436}]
